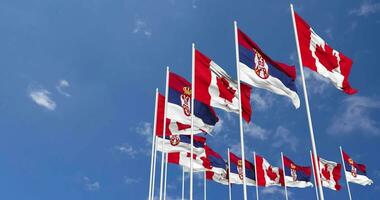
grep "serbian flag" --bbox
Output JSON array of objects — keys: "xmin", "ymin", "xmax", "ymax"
[
  {"xmin": 156, "ymin": 93, "xmax": 198, "ymax": 136},
  {"xmin": 204, "ymin": 145, "xmax": 229, "ymax": 185},
  {"xmin": 237, "ymin": 28, "xmax": 300, "ymax": 108},
  {"xmin": 155, "ymin": 135, "xmax": 206, "ymax": 156},
  {"xmin": 168, "ymin": 151, "xmax": 206, "ymax": 172},
  {"xmin": 293, "ymin": 12, "xmax": 357, "ymax": 94},
  {"xmin": 283, "ymin": 155, "xmax": 313, "ymax": 188},
  {"xmin": 229, "ymin": 152, "xmax": 256, "ymax": 186},
  {"xmin": 195, "ymin": 49, "xmax": 252, "ymax": 122},
  {"xmin": 256, "ymin": 154, "xmax": 284, "ymax": 187},
  {"xmin": 316, "ymin": 157, "xmax": 342, "ymax": 191},
  {"xmin": 167, "ymin": 72, "xmax": 219, "ymax": 134},
  {"xmin": 342, "ymin": 149, "xmax": 373, "ymax": 186}
]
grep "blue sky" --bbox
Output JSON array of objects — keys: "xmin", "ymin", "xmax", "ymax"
[{"xmin": 0, "ymin": 0, "xmax": 379, "ymax": 199}]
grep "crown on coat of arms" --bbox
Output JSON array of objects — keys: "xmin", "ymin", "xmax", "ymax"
[{"xmin": 183, "ymin": 87, "xmax": 192, "ymax": 96}]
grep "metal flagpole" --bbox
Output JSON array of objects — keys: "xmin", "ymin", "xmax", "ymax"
[
  {"xmin": 204, "ymin": 171, "xmax": 207, "ymax": 200},
  {"xmin": 340, "ymin": 146, "xmax": 353, "ymax": 200},
  {"xmin": 280, "ymin": 152, "xmax": 289, "ymax": 200},
  {"xmin": 310, "ymin": 151, "xmax": 320, "ymax": 200},
  {"xmin": 182, "ymin": 167, "xmax": 185, "ymax": 200},
  {"xmin": 149, "ymin": 89, "xmax": 159, "ymax": 200},
  {"xmin": 233, "ymin": 20, "xmax": 248, "ymax": 200},
  {"xmin": 190, "ymin": 43, "xmax": 195, "ymax": 200},
  {"xmin": 290, "ymin": 4, "xmax": 324, "ymax": 200},
  {"xmin": 163, "ymin": 153, "xmax": 168, "ymax": 200},
  {"xmin": 159, "ymin": 67, "xmax": 170, "ymax": 200},
  {"xmin": 152, "ymin": 136, "xmax": 158, "ymax": 200},
  {"xmin": 227, "ymin": 148, "xmax": 232, "ymax": 200},
  {"xmin": 253, "ymin": 152, "xmax": 259, "ymax": 200}
]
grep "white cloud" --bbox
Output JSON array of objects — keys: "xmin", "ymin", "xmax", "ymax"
[
  {"xmin": 124, "ymin": 177, "xmax": 141, "ymax": 184},
  {"xmin": 251, "ymin": 91, "xmax": 276, "ymax": 111},
  {"xmin": 261, "ymin": 187, "xmax": 292, "ymax": 197},
  {"xmin": 133, "ymin": 19, "xmax": 152, "ymax": 37},
  {"xmin": 328, "ymin": 96, "xmax": 380, "ymax": 135},
  {"xmin": 29, "ymin": 88, "xmax": 56, "ymax": 111},
  {"xmin": 83, "ymin": 176, "xmax": 100, "ymax": 191},
  {"xmin": 350, "ymin": 1, "xmax": 380, "ymax": 16},
  {"xmin": 114, "ymin": 143, "xmax": 138, "ymax": 158},
  {"xmin": 301, "ymin": 69, "xmax": 330, "ymax": 95},
  {"xmin": 244, "ymin": 122, "xmax": 269, "ymax": 140},
  {"xmin": 56, "ymin": 79, "xmax": 71, "ymax": 97},
  {"xmin": 136, "ymin": 122, "xmax": 153, "ymax": 143},
  {"xmin": 272, "ymin": 126, "xmax": 298, "ymax": 152}
]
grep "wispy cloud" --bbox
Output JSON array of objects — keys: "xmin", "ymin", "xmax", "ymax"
[
  {"xmin": 136, "ymin": 122, "xmax": 153, "ymax": 143},
  {"xmin": 244, "ymin": 122, "xmax": 269, "ymax": 140},
  {"xmin": 350, "ymin": 1, "xmax": 380, "ymax": 16},
  {"xmin": 124, "ymin": 177, "xmax": 141, "ymax": 184},
  {"xmin": 83, "ymin": 176, "xmax": 100, "ymax": 191},
  {"xmin": 251, "ymin": 91, "xmax": 276, "ymax": 111},
  {"xmin": 300, "ymin": 69, "xmax": 330, "ymax": 95},
  {"xmin": 133, "ymin": 19, "xmax": 152, "ymax": 37},
  {"xmin": 29, "ymin": 88, "xmax": 56, "ymax": 111},
  {"xmin": 272, "ymin": 126, "xmax": 299, "ymax": 152},
  {"xmin": 114, "ymin": 143, "xmax": 138, "ymax": 158},
  {"xmin": 56, "ymin": 79, "xmax": 71, "ymax": 97},
  {"xmin": 261, "ymin": 187, "xmax": 292, "ymax": 197},
  {"xmin": 328, "ymin": 96, "xmax": 380, "ymax": 135}
]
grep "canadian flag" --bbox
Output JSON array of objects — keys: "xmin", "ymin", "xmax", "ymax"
[
  {"xmin": 255, "ymin": 154, "xmax": 284, "ymax": 187},
  {"xmin": 316, "ymin": 157, "xmax": 342, "ymax": 191},
  {"xmin": 294, "ymin": 11, "xmax": 357, "ymax": 94},
  {"xmin": 168, "ymin": 151, "xmax": 206, "ymax": 172},
  {"xmin": 195, "ymin": 49, "xmax": 252, "ymax": 122}
]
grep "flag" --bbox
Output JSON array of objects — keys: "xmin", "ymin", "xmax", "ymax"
[
  {"xmin": 237, "ymin": 28, "xmax": 300, "ymax": 108},
  {"xmin": 294, "ymin": 12, "xmax": 357, "ymax": 94},
  {"xmin": 156, "ymin": 93, "xmax": 197, "ymax": 136},
  {"xmin": 168, "ymin": 151, "xmax": 206, "ymax": 172},
  {"xmin": 195, "ymin": 49, "xmax": 252, "ymax": 122},
  {"xmin": 229, "ymin": 152, "xmax": 256, "ymax": 186},
  {"xmin": 317, "ymin": 157, "xmax": 342, "ymax": 191},
  {"xmin": 204, "ymin": 145, "xmax": 229, "ymax": 185},
  {"xmin": 256, "ymin": 154, "xmax": 284, "ymax": 187},
  {"xmin": 342, "ymin": 149, "xmax": 373, "ymax": 186},
  {"xmin": 167, "ymin": 72, "xmax": 219, "ymax": 134},
  {"xmin": 155, "ymin": 135, "xmax": 206, "ymax": 155},
  {"xmin": 283, "ymin": 155, "xmax": 313, "ymax": 188}
]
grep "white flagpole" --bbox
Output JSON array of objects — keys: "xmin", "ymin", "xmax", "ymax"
[
  {"xmin": 340, "ymin": 146, "xmax": 353, "ymax": 200},
  {"xmin": 182, "ymin": 167, "xmax": 185, "ymax": 200},
  {"xmin": 254, "ymin": 151, "xmax": 259, "ymax": 200},
  {"xmin": 204, "ymin": 171, "xmax": 207, "ymax": 200},
  {"xmin": 190, "ymin": 43, "xmax": 195, "ymax": 200},
  {"xmin": 149, "ymin": 88, "xmax": 159, "ymax": 200},
  {"xmin": 152, "ymin": 136, "xmax": 158, "ymax": 200},
  {"xmin": 310, "ymin": 151, "xmax": 320, "ymax": 200},
  {"xmin": 280, "ymin": 152, "xmax": 289, "ymax": 200},
  {"xmin": 290, "ymin": 4, "xmax": 324, "ymax": 200},
  {"xmin": 233, "ymin": 20, "xmax": 248, "ymax": 200},
  {"xmin": 159, "ymin": 67, "xmax": 170, "ymax": 200},
  {"xmin": 164, "ymin": 153, "xmax": 168, "ymax": 200},
  {"xmin": 228, "ymin": 148, "xmax": 232, "ymax": 200}
]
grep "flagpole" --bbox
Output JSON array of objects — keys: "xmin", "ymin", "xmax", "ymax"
[
  {"xmin": 204, "ymin": 171, "xmax": 207, "ymax": 200},
  {"xmin": 254, "ymin": 151, "xmax": 259, "ymax": 200},
  {"xmin": 290, "ymin": 4, "xmax": 324, "ymax": 200},
  {"xmin": 159, "ymin": 67, "xmax": 170, "ymax": 200},
  {"xmin": 281, "ymin": 152, "xmax": 289, "ymax": 200},
  {"xmin": 233, "ymin": 20, "xmax": 248, "ymax": 200},
  {"xmin": 227, "ymin": 148, "xmax": 232, "ymax": 200},
  {"xmin": 310, "ymin": 150, "xmax": 320, "ymax": 200},
  {"xmin": 190, "ymin": 42, "xmax": 195, "ymax": 200},
  {"xmin": 152, "ymin": 135, "xmax": 158, "ymax": 200},
  {"xmin": 149, "ymin": 88, "xmax": 159, "ymax": 200},
  {"xmin": 182, "ymin": 167, "xmax": 185, "ymax": 200},
  {"xmin": 340, "ymin": 146, "xmax": 353, "ymax": 200},
  {"xmin": 163, "ymin": 153, "xmax": 168, "ymax": 200}
]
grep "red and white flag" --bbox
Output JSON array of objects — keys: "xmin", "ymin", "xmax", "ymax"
[
  {"xmin": 256, "ymin": 154, "xmax": 284, "ymax": 187},
  {"xmin": 294, "ymin": 12, "xmax": 357, "ymax": 94},
  {"xmin": 317, "ymin": 157, "xmax": 342, "ymax": 191},
  {"xmin": 168, "ymin": 151, "xmax": 206, "ymax": 172},
  {"xmin": 195, "ymin": 49, "xmax": 252, "ymax": 122}
]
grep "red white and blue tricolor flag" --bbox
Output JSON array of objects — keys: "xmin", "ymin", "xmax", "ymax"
[
  {"xmin": 256, "ymin": 154, "xmax": 284, "ymax": 187},
  {"xmin": 204, "ymin": 145, "xmax": 229, "ymax": 185},
  {"xmin": 167, "ymin": 72, "xmax": 219, "ymax": 134},
  {"xmin": 229, "ymin": 152, "xmax": 256, "ymax": 186},
  {"xmin": 342, "ymin": 149, "xmax": 373, "ymax": 186},
  {"xmin": 195, "ymin": 49, "xmax": 252, "ymax": 122},
  {"xmin": 155, "ymin": 134, "xmax": 206, "ymax": 156},
  {"xmin": 237, "ymin": 28, "xmax": 300, "ymax": 108},
  {"xmin": 283, "ymin": 155, "xmax": 313, "ymax": 188}
]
